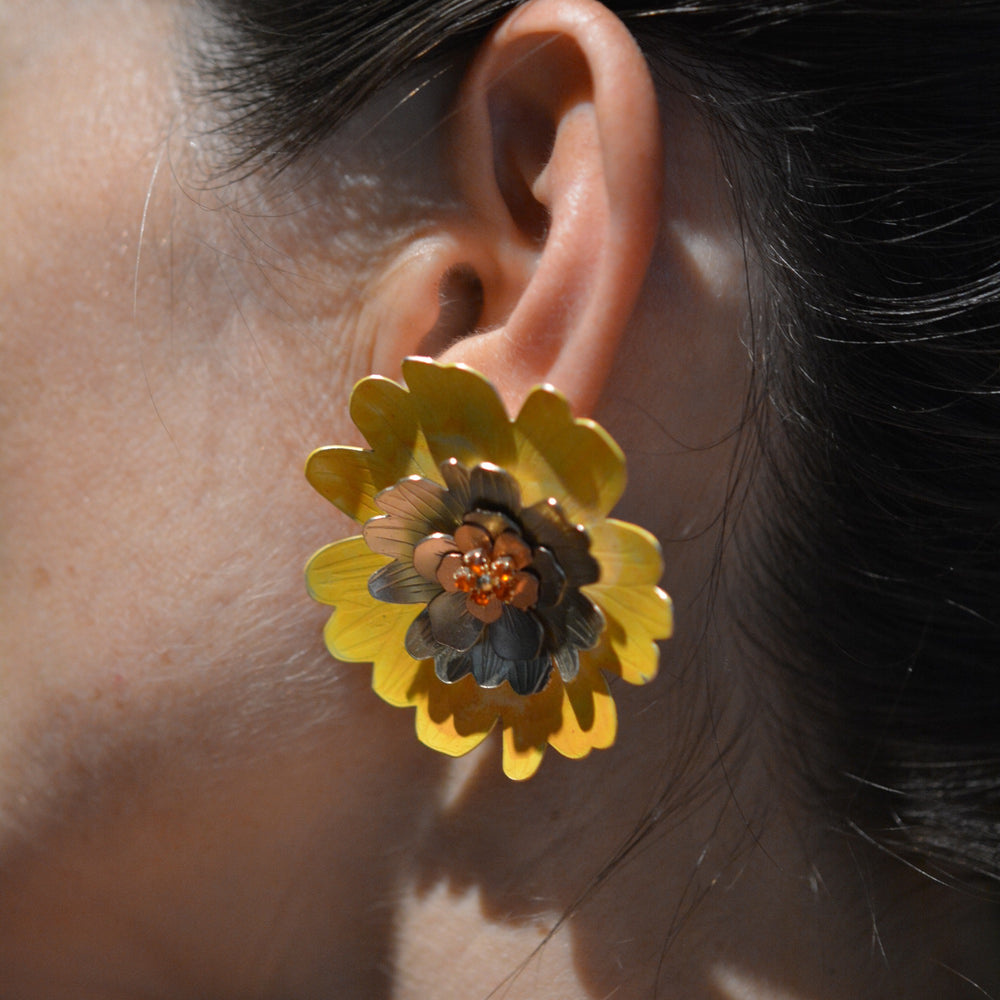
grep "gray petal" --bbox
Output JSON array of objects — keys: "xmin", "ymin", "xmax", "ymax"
[
  {"xmin": 551, "ymin": 645, "xmax": 580, "ymax": 683},
  {"xmin": 488, "ymin": 605, "xmax": 544, "ymax": 661},
  {"xmin": 428, "ymin": 590, "xmax": 484, "ymax": 651},
  {"xmin": 469, "ymin": 463, "xmax": 521, "ymax": 514},
  {"xmin": 469, "ymin": 643, "xmax": 551, "ymax": 694},
  {"xmin": 467, "ymin": 642, "xmax": 508, "ymax": 688},
  {"xmin": 368, "ymin": 559, "xmax": 441, "ymax": 605},
  {"xmin": 531, "ymin": 546, "xmax": 567, "ymax": 607},
  {"xmin": 508, "ymin": 655, "xmax": 553, "ymax": 695},
  {"xmin": 434, "ymin": 648, "xmax": 474, "ymax": 684},
  {"xmin": 564, "ymin": 590, "xmax": 605, "ymax": 651},
  {"xmin": 521, "ymin": 499, "xmax": 599, "ymax": 585},
  {"xmin": 405, "ymin": 609, "xmax": 438, "ymax": 659},
  {"xmin": 374, "ymin": 475, "xmax": 463, "ymax": 532}
]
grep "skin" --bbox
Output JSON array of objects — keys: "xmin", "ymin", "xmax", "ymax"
[{"xmin": 1, "ymin": 1, "xmax": 997, "ymax": 998}]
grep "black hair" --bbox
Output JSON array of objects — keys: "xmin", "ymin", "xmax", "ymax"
[{"xmin": 197, "ymin": 0, "xmax": 1000, "ymax": 888}]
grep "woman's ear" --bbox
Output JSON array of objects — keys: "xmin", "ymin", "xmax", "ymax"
[{"xmin": 370, "ymin": 0, "xmax": 662, "ymax": 415}]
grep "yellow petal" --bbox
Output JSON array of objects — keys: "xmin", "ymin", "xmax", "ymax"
[
  {"xmin": 349, "ymin": 374, "xmax": 439, "ymax": 481},
  {"xmin": 323, "ymin": 599, "xmax": 419, "ymax": 664},
  {"xmin": 495, "ymin": 672, "xmax": 566, "ymax": 777},
  {"xmin": 582, "ymin": 519, "xmax": 672, "ymax": 686},
  {"xmin": 584, "ymin": 586, "xmax": 672, "ymax": 685},
  {"xmin": 513, "ymin": 386, "xmax": 625, "ymax": 520},
  {"xmin": 305, "ymin": 446, "xmax": 385, "ymax": 524},
  {"xmin": 307, "ymin": 536, "xmax": 423, "ymax": 663},
  {"xmin": 402, "ymin": 357, "xmax": 517, "ymax": 469},
  {"xmin": 547, "ymin": 663, "xmax": 618, "ymax": 758},
  {"xmin": 305, "ymin": 535, "xmax": 387, "ymax": 606},
  {"xmin": 414, "ymin": 671, "xmax": 498, "ymax": 757},
  {"xmin": 501, "ymin": 726, "xmax": 547, "ymax": 780},
  {"xmin": 371, "ymin": 653, "xmax": 424, "ymax": 707},
  {"xmin": 588, "ymin": 519, "xmax": 664, "ymax": 586}
]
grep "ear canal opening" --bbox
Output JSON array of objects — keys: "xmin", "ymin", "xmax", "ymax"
[{"xmin": 416, "ymin": 264, "xmax": 485, "ymax": 357}]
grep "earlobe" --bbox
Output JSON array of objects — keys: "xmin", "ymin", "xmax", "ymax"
[{"xmin": 372, "ymin": 0, "xmax": 663, "ymax": 415}]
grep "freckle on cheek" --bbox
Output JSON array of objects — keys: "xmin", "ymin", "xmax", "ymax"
[{"xmin": 31, "ymin": 566, "xmax": 51, "ymax": 590}]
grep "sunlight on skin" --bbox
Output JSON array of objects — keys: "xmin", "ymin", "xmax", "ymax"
[
  {"xmin": 712, "ymin": 966, "xmax": 808, "ymax": 1000},
  {"xmin": 393, "ymin": 882, "xmax": 576, "ymax": 1000}
]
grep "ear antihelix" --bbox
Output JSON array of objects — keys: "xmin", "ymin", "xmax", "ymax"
[{"xmin": 441, "ymin": 0, "xmax": 663, "ymax": 414}]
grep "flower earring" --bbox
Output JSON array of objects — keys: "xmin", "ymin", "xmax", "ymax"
[{"xmin": 304, "ymin": 357, "xmax": 672, "ymax": 779}]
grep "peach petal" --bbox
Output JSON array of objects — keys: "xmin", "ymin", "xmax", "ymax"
[
  {"xmin": 414, "ymin": 533, "xmax": 457, "ymax": 582},
  {"xmin": 435, "ymin": 551, "xmax": 465, "ymax": 592},
  {"xmin": 493, "ymin": 530, "xmax": 532, "ymax": 570},
  {"xmin": 509, "ymin": 573, "xmax": 539, "ymax": 610},
  {"xmin": 467, "ymin": 594, "xmax": 503, "ymax": 623},
  {"xmin": 454, "ymin": 522, "xmax": 491, "ymax": 553}
]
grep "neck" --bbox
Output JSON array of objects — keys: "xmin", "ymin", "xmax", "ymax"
[{"xmin": 389, "ymin": 681, "xmax": 999, "ymax": 1000}]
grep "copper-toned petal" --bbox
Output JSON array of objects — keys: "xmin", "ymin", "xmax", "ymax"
[
  {"xmin": 368, "ymin": 559, "xmax": 441, "ymax": 605},
  {"xmin": 413, "ymin": 533, "xmax": 457, "ymax": 582},
  {"xmin": 530, "ymin": 546, "xmax": 567, "ymax": 607},
  {"xmin": 363, "ymin": 515, "xmax": 426, "ymax": 559},
  {"xmin": 428, "ymin": 590, "xmax": 484, "ymax": 651},
  {"xmin": 469, "ymin": 463, "xmax": 522, "ymax": 514},
  {"xmin": 463, "ymin": 508, "xmax": 520, "ymax": 543},
  {"xmin": 440, "ymin": 458, "xmax": 472, "ymax": 512},
  {"xmin": 467, "ymin": 593, "xmax": 503, "ymax": 624},
  {"xmin": 493, "ymin": 530, "xmax": 531, "ymax": 570},
  {"xmin": 489, "ymin": 605, "xmax": 544, "ymax": 661},
  {"xmin": 454, "ymin": 522, "xmax": 490, "ymax": 554},
  {"xmin": 435, "ymin": 551, "xmax": 465, "ymax": 592},
  {"xmin": 374, "ymin": 475, "xmax": 463, "ymax": 532},
  {"xmin": 509, "ymin": 572, "xmax": 539, "ymax": 610}
]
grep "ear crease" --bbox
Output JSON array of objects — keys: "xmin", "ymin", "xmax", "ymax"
[
  {"xmin": 488, "ymin": 88, "xmax": 554, "ymax": 243},
  {"xmin": 416, "ymin": 264, "xmax": 485, "ymax": 357}
]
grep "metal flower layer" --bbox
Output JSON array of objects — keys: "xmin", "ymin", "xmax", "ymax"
[{"xmin": 305, "ymin": 357, "xmax": 673, "ymax": 780}]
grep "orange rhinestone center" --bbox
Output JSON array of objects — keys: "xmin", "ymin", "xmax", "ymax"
[{"xmin": 452, "ymin": 548, "xmax": 518, "ymax": 607}]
